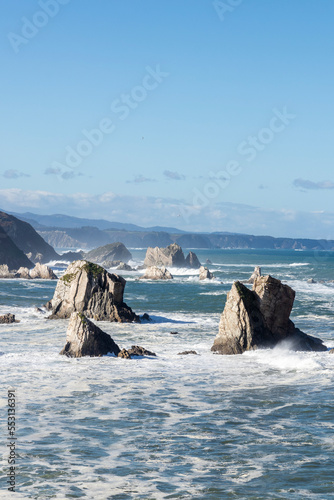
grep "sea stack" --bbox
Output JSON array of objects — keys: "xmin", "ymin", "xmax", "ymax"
[
  {"xmin": 211, "ymin": 275, "xmax": 327, "ymax": 354},
  {"xmin": 46, "ymin": 260, "xmax": 139, "ymax": 322}
]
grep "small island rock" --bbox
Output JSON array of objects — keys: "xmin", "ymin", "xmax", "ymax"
[
  {"xmin": 60, "ymin": 312, "xmax": 120, "ymax": 357},
  {"xmin": 140, "ymin": 266, "xmax": 173, "ymax": 280},
  {"xmin": 199, "ymin": 266, "xmax": 214, "ymax": 280}
]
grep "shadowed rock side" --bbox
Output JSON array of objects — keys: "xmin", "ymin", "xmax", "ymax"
[
  {"xmin": 0, "ymin": 313, "xmax": 18, "ymax": 324},
  {"xmin": 0, "ymin": 225, "xmax": 33, "ymax": 269},
  {"xmin": 46, "ymin": 260, "xmax": 139, "ymax": 322},
  {"xmin": 211, "ymin": 275, "xmax": 326, "ymax": 354},
  {"xmin": 199, "ymin": 266, "xmax": 214, "ymax": 280},
  {"xmin": 185, "ymin": 251, "xmax": 201, "ymax": 269},
  {"xmin": 60, "ymin": 312, "xmax": 121, "ymax": 357},
  {"xmin": 84, "ymin": 242, "xmax": 132, "ymax": 265}
]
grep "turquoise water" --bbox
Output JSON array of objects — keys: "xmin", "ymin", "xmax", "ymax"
[{"xmin": 1, "ymin": 249, "xmax": 334, "ymax": 499}]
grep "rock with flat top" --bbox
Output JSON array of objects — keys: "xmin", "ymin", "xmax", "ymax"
[
  {"xmin": 46, "ymin": 260, "xmax": 139, "ymax": 322},
  {"xmin": 211, "ymin": 275, "xmax": 326, "ymax": 355},
  {"xmin": 144, "ymin": 243, "xmax": 185, "ymax": 268},
  {"xmin": 30, "ymin": 263, "xmax": 57, "ymax": 279},
  {"xmin": 60, "ymin": 312, "xmax": 120, "ymax": 357},
  {"xmin": 199, "ymin": 266, "xmax": 214, "ymax": 280},
  {"xmin": 140, "ymin": 266, "xmax": 173, "ymax": 280}
]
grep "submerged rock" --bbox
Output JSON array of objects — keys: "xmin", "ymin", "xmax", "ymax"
[
  {"xmin": 127, "ymin": 345, "xmax": 156, "ymax": 357},
  {"xmin": 178, "ymin": 350, "xmax": 198, "ymax": 355},
  {"xmin": 60, "ymin": 312, "xmax": 120, "ymax": 357},
  {"xmin": 199, "ymin": 266, "xmax": 214, "ymax": 280},
  {"xmin": 211, "ymin": 275, "xmax": 326, "ymax": 355},
  {"xmin": 0, "ymin": 313, "xmax": 18, "ymax": 324},
  {"xmin": 247, "ymin": 266, "xmax": 261, "ymax": 284},
  {"xmin": 118, "ymin": 348, "xmax": 132, "ymax": 359},
  {"xmin": 46, "ymin": 260, "xmax": 139, "ymax": 322},
  {"xmin": 140, "ymin": 266, "xmax": 173, "ymax": 280}
]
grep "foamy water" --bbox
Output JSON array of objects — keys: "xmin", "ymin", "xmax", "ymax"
[{"xmin": 1, "ymin": 248, "xmax": 334, "ymax": 498}]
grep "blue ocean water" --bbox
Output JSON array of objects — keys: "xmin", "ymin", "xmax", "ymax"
[{"xmin": 1, "ymin": 249, "xmax": 334, "ymax": 499}]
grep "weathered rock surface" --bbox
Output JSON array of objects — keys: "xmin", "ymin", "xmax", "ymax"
[
  {"xmin": 178, "ymin": 350, "xmax": 198, "ymax": 355},
  {"xmin": 247, "ymin": 266, "xmax": 261, "ymax": 284},
  {"xmin": 0, "ymin": 264, "xmax": 16, "ymax": 279},
  {"xmin": 46, "ymin": 260, "xmax": 139, "ymax": 322},
  {"xmin": 185, "ymin": 251, "xmax": 201, "ymax": 269},
  {"xmin": 30, "ymin": 263, "xmax": 57, "ymax": 279},
  {"xmin": 118, "ymin": 348, "xmax": 131, "ymax": 359},
  {"xmin": 211, "ymin": 276, "xmax": 327, "ymax": 354},
  {"xmin": 127, "ymin": 345, "xmax": 156, "ymax": 357},
  {"xmin": 144, "ymin": 243, "xmax": 185, "ymax": 268},
  {"xmin": 329, "ymin": 348, "xmax": 334, "ymax": 354},
  {"xmin": 60, "ymin": 312, "xmax": 120, "ymax": 357},
  {"xmin": 0, "ymin": 313, "xmax": 18, "ymax": 324},
  {"xmin": 116, "ymin": 262, "xmax": 134, "ymax": 271},
  {"xmin": 140, "ymin": 266, "xmax": 173, "ymax": 280},
  {"xmin": 199, "ymin": 266, "xmax": 214, "ymax": 280},
  {"xmin": 0, "ymin": 225, "xmax": 34, "ymax": 270},
  {"xmin": 16, "ymin": 267, "xmax": 32, "ymax": 279},
  {"xmin": 85, "ymin": 243, "xmax": 132, "ymax": 265}
]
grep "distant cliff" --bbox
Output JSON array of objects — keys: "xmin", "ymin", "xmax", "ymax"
[
  {"xmin": 37, "ymin": 225, "xmax": 334, "ymax": 251},
  {"xmin": 0, "ymin": 225, "xmax": 33, "ymax": 269},
  {"xmin": 0, "ymin": 211, "xmax": 60, "ymax": 263}
]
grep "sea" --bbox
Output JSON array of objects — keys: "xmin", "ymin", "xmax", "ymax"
[{"xmin": 1, "ymin": 248, "xmax": 334, "ymax": 499}]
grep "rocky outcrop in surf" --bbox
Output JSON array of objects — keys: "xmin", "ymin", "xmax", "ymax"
[
  {"xmin": 140, "ymin": 266, "xmax": 173, "ymax": 280},
  {"xmin": 60, "ymin": 312, "xmax": 121, "ymax": 357},
  {"xmin": 46, "ymin": 260, "xmax": 139, "ymax": 322},
  {"xmin": 247, "ymin": 266, "xmax": 261, "ymax": 284},
  {"xmin": 144, "ymin": 243, "xmax": 201, "ymax": 269},
  {"xmin": 0, "ymin": 263, "xmax": 57, "ymax": 280},
  {"xmin": 84, "ymin": 243, "xmax": 132, "ymax": 265},
  {"xmin": 211, "ymin": 275, "xmax": 327, "ymax": 354},
  {"xmin": 0, "ymin": 313, "xmax": 18, "ymax": 324},
  {"xmin": 199, "ymin": 266, "xmax": 214, "ymax": 280}
]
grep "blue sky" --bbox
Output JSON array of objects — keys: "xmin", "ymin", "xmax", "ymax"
[{"xmin": 0, "ymin": 0, "xmax": 334, "ymax": 238}]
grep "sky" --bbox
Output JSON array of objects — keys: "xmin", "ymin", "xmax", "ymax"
[{"xmin": 0, "ymin": 0, "xmax": 334, "ymax": 239}]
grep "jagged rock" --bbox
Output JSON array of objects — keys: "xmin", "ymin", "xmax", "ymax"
[
  {"xmin": 46, "ymin": 260, "xmax": 139, "ymax": 322},
  {"xmin": 144, "ymin": 243, "xmax": 185, "ymax": 268},
  {"xmin": 199, "ymin": 266, "xmax": 214, "ymax": 280},
  {"xmin": 30, "ymin": 263, "xmax": 57, "ymax": 279},
  {"xmin": 178, "ymin": 350, "xmax": 198, "ymax": 355},
  {"xmin": 140, "ymin": 313, "xmax": 152, "ymax": 322},
  {"xmin": 60, "ymin": 312, "xmax": 120, "ymax": 358},
  {"xmin": 247, "ymin": 266, "xmax": 261, "ymax": 284},
  {"xmin": 0, "ymin": 313, "xmax": 18, "ymax": 324},
  {"xmin": 140, "ymin": 266, "xmax": 173, "ymax": 280},
  {"xmin": 85, "ymin": 243, "xmax": 132, "ymax": 264},
  {"xmin": 0, "ymin": 264, "xmax": 16, "ymax": 279},
  {"xmin": 118, "ymin": 348, "xmax": 132, "ymax": 359},
  {"xmin": 185, "ymin": 251, "xmax": 201, "ymax": 269},
  {"xmin": 127, "ymin": 345, "xmax": 156, "ymax": 357},
  {"xmin": 211, "ymin": 275, "xmax": 327, "ymax": 355},
  {"xmin": 116, "ymin": 262, "xmax": 134, "ymax": 271},
  {"xmin": 16, "ymin": 267, "xmax": 32, "ymax": 279}
]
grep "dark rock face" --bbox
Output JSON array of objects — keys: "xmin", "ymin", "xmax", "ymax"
[
  {"xmin": 211, "ymin": 275, "xmax": 327, "ymax": 354},
  {"xmin": 0, "ymin": 226, "xmax": 34, "ymax": 270},
  {"xmin": 178, "ymin": 350, "xmax": 198, "ymax": 355},
  {"xmin": 185, "ymin": 251, "xmax": 201, "ymax": 269},
  {"xmin": 127, "ymin": 345, "xmax": 156, "ymax": 357},
  {"xmin": 0, "ymin": 211, "xmax": 59, "ymax": 264},
  {"xmin": 118, "ymin": 348, "xmax": 131, "ymax": 359},
  {"xmin": 0, "ymin": 313, "xmax": 18, "ymax": 324},
  {"xmin": 46, "ymin": 260, "xmax": 139, "ymax": 322},
  {"xmin": 85, "ymin": 243, "xmax": 132, "ymax": 265},
  {"xmin": 60, "ymin": 312, "xmax": 120, "ymax": 357}
]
